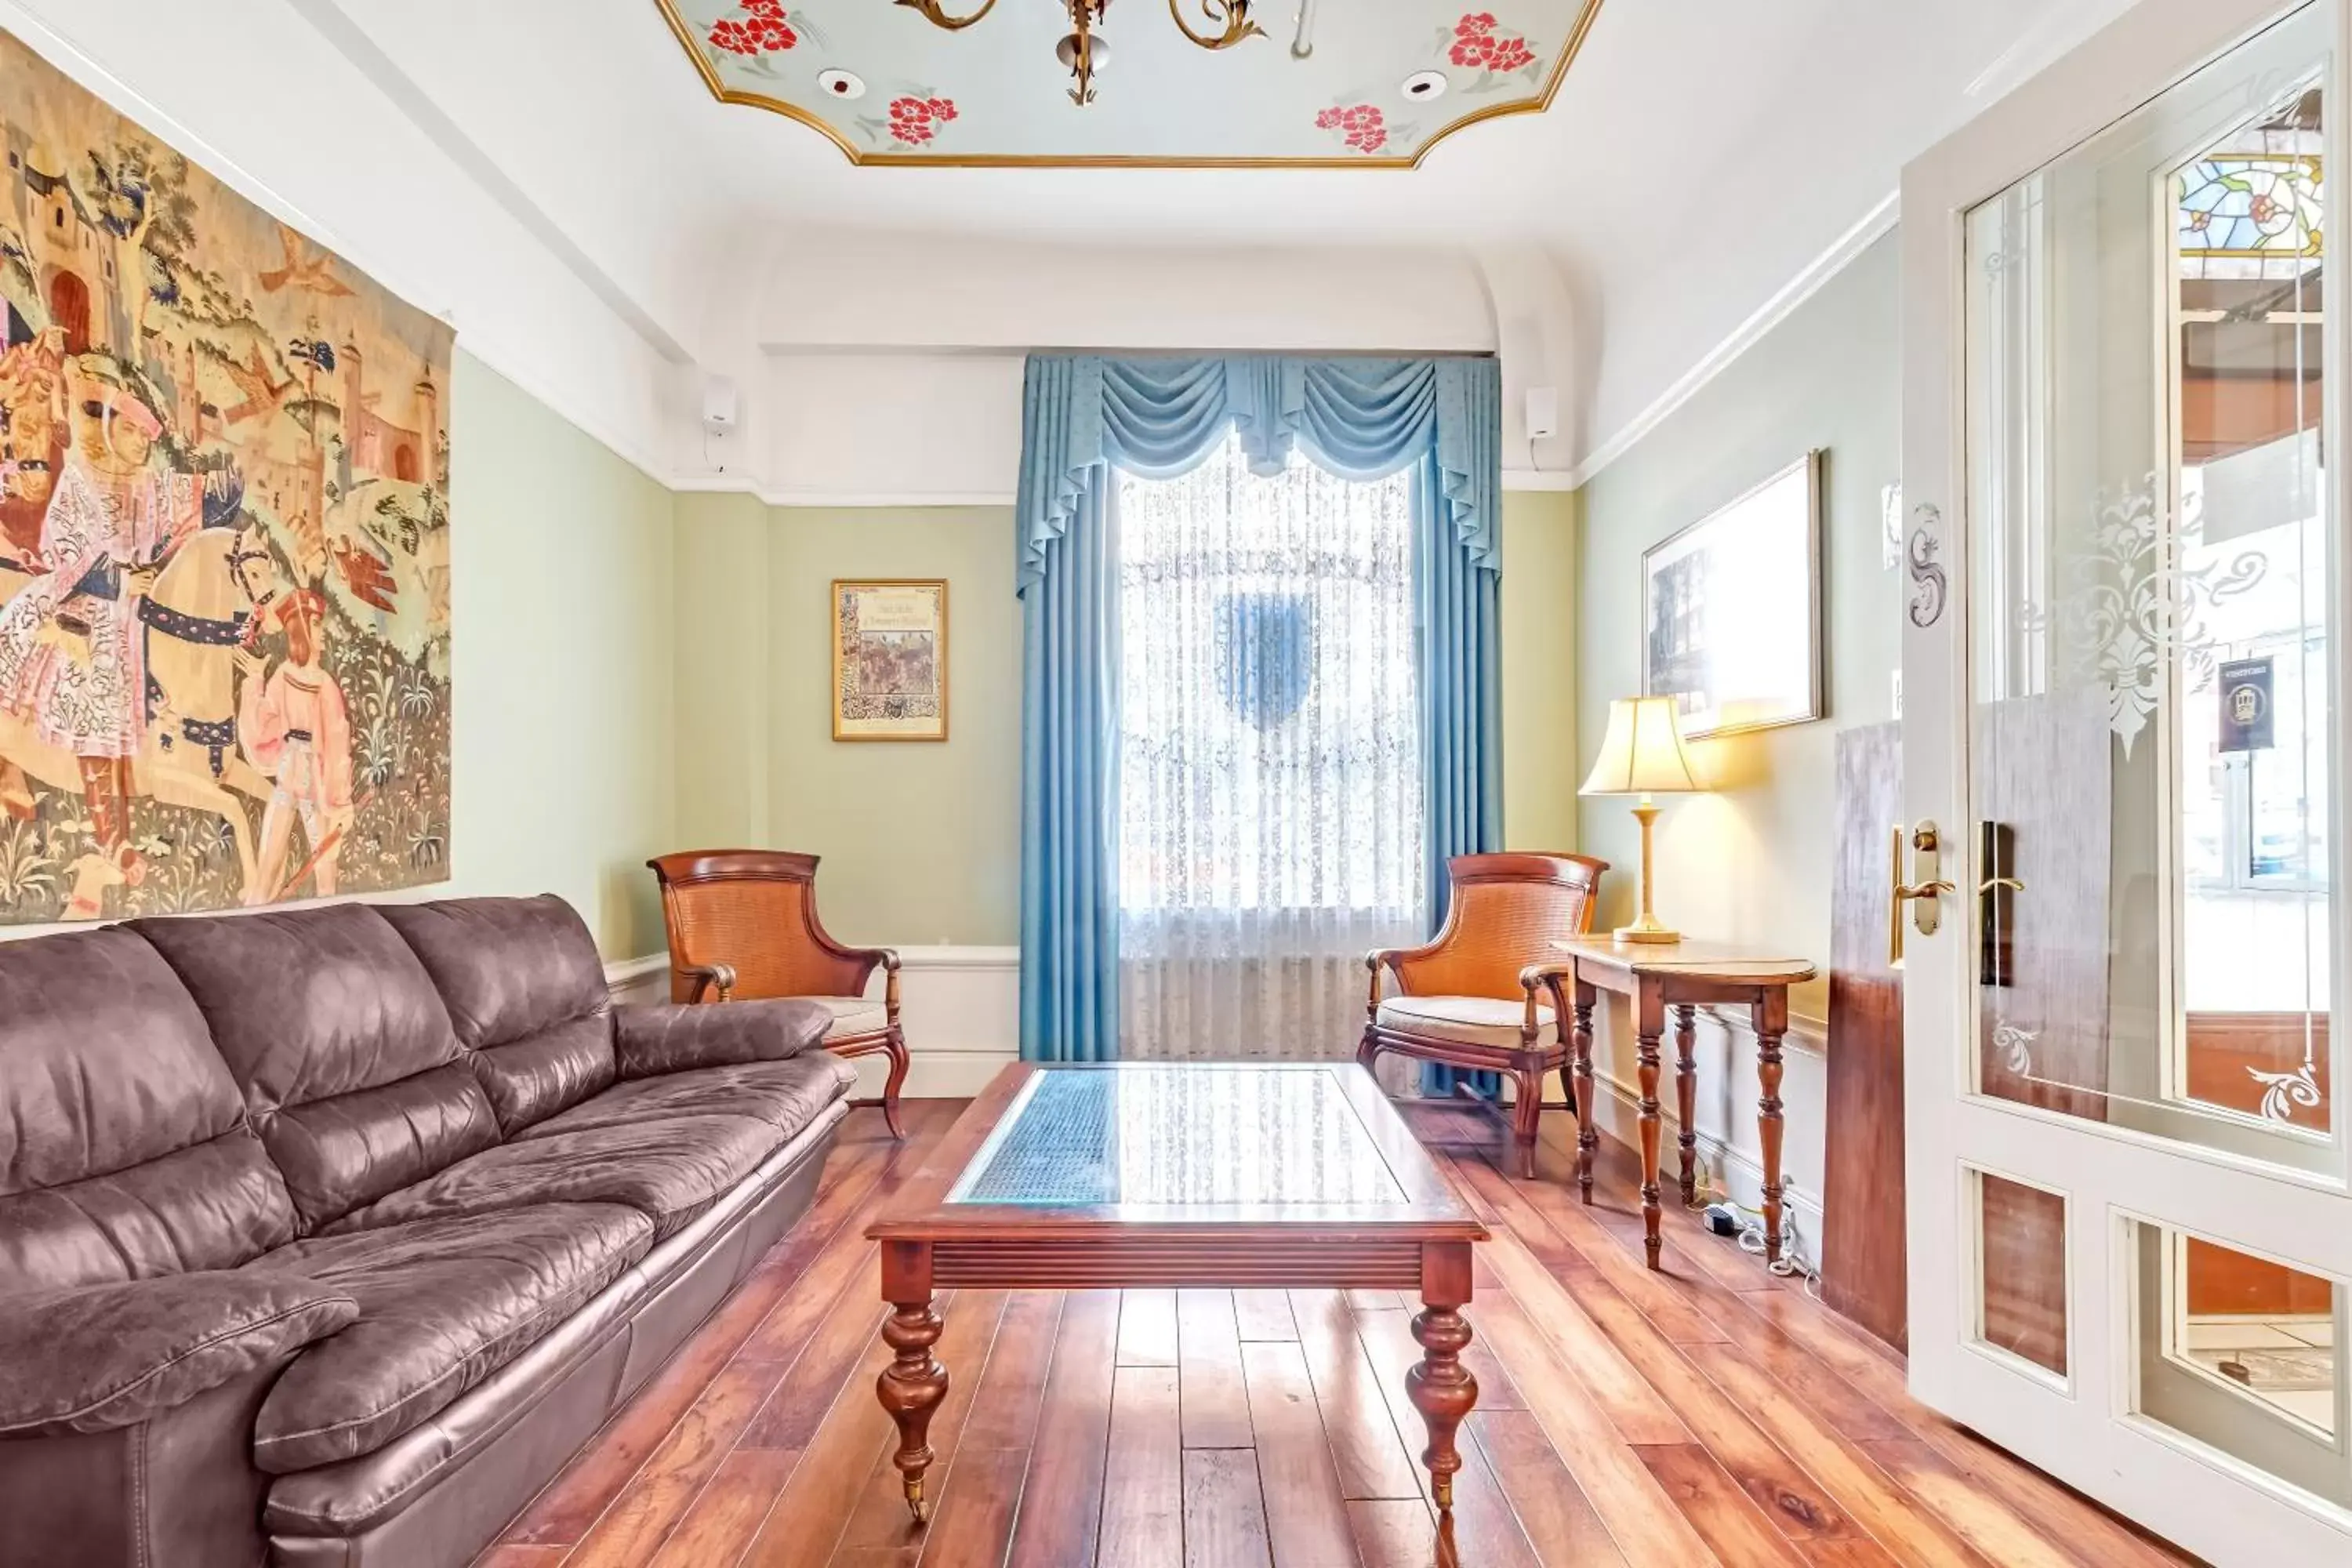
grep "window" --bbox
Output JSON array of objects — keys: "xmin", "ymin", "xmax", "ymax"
[{"xmin": 1116, "ymin": 432, "xmax": 1423, "ymax": 1061}]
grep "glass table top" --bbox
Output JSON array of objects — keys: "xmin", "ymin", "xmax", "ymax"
[{"xmin": 947, "ymin": 1065, "xmax": 1410, "ymax": 1209}]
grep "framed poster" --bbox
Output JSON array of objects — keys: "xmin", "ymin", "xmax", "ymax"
[
  {"xmin": 832, "ymin": 579, "xmax": 948, "ymax": 741},
  {"xmin": 1640, "ymin": 451, "xmax": 1824, "ymax": 740}
]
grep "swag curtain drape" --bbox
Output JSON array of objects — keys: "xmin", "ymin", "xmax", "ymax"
[{"xmin": 1016, "ymin": 354, "xmax": 1504, "ymax": 1065}]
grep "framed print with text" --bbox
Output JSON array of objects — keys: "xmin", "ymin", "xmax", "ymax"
[{"xmin": 832, "ymin": 579, "xmax": 948, "ymax": 741}]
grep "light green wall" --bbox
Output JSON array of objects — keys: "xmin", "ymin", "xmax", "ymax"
[
  {"xmin": 1576, "ymin": 231, "xmax": 1902, "ymax": 1019},
  {"xmin": 447, "ymin": 352, "xmax": 676, "ymax": 958},
  {"xmin": 1500, "ymin": 488, "xmax": 1581, "ymax": 854},
  {"xmin": 673, "ymin": 502, "xmax": 1022, "ymax": 948}
]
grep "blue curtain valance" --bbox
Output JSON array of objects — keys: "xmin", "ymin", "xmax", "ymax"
[{"xmin": 1018, "ymin": 354, "xmax": 1501, "ymax": 590}]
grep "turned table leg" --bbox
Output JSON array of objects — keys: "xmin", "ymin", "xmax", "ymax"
[
  {"xmin": 1674, "ymin": 1003, "xmax": 1699, "ymax": 1208},
  {"xmin": 1570, "ymin": 981, "xmax": 1598, "ymax": 1205},
  {"xmin": 1635, "ymin": 989, "xmax": 1665, "ymax": 1270},
  {"xmin": 877, "ymin": 1242, "xmax": 948, "ymax": 1522},
  {"xmin": 1754, "ymin": 991, "xmax": 1788, "ymax": 1265},
  {"xmin": 1407, "ymin": 1243, "xmax": 1479, "ymax": 1516}
]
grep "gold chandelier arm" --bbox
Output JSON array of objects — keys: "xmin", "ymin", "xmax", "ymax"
[
  {"xmin": 894, "ymin": 0, "xmax": 1000, "ymax": 31},
  {"xmin": 1167, "ymin": 0, "xmax": 1264, "ymax": 50}
]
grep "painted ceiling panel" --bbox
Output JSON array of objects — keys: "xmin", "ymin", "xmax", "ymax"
[{"xmin": 658, "ymin": 0, "xmax": 1604, "ymax": 165}]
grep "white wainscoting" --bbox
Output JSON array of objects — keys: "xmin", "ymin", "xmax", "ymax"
[{"xmin": 604, "ymin": 946, "xmax": 1022, "ymax": 1099}]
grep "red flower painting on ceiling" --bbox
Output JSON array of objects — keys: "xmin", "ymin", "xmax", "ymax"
[
  {"xmin": 854, "ymin": 89, "xmax": 960, "ymax": 151},
  {"xmin": 1313, "ymin": 103, "xmax": 1391, "ymax": 156},
  {"xmin": 706, "ymin": 0, "xmax": 805, "ymax": 72},
  {"xmin": 1446, "ymin": 12, "xmax": 1541, "ymax": 92}
]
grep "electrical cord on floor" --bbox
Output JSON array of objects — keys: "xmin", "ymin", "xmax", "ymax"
[{"xmin": 1694, "ymin": 1167, "xmax": 1824, "ymax": 1298}]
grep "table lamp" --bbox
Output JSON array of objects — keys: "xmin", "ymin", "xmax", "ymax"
[{"xmin": 1579, "ymin": 696, "xmax": 1705, "ymax": 944}]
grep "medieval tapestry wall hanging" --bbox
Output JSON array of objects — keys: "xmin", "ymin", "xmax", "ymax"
[{"xmin": 0, "ymin": 27, "xmax": 452, "ymax": 922}]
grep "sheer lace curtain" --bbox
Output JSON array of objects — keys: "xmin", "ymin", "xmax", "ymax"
[{"xmin": 1116, "ymin": 432, "xmax": 1425, "ymax": 1062}]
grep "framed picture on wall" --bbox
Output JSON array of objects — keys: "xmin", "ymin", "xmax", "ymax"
[
  {"xmin": 1640, "ymin": 451, "xmax": 1824, "ymax": 740},
  {"xmin": 832, "ymin": 580, "xmax": 949, "ymax": 741}
]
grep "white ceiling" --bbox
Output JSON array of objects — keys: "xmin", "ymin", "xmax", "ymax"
[{"xmin": 289, "ymin": 0, "xmax": 2140, "ymax": 472}]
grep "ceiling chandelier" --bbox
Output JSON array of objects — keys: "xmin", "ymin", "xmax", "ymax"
[{"xmin": 893, "ymin": 0, "xmax": 1266, "ymax": 107}]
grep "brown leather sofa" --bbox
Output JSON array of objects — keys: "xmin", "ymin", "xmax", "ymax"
[{"xmin": 0, "ymin": 894, "xmax": 855, "ymax": 1568}]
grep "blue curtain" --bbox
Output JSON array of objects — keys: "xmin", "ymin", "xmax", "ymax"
[{"xmin": 1016, "ymin": 354, "xmax": 1504, "ymax": 1065}]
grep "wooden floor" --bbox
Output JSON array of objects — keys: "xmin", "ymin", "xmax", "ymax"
[{"xmin": 477, "ymin": 1098, "xmax": 2197, "ymax": 1568}]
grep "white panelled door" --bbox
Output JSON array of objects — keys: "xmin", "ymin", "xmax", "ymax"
[{"xmin": 1903, "ymin": 0, "xmax": 2352, "ymax": 1559}]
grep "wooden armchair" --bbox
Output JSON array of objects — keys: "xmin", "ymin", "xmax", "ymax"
[
  {"xmin": 648, "ymin": 850, "xmax": 909, "ymax": 1138},
  {"xmin": 1357, "ymin": 851, "xmax": 1608, "ymax": 1177}
]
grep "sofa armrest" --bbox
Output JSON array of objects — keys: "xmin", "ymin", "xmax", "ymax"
[
  {"xmin": 0, "ymin": 1271, "xmax": 357, "ymax": 1438},
  {"xmin": 614, "ymin": 997, "xmax": 835, "ymax": 1079}
]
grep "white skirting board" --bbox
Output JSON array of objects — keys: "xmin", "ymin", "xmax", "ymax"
[{"xmin": 604, "ymin": 946, "xmax": 1020, "ymax": 1099}]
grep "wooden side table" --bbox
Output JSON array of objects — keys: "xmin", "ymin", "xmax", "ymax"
[{"xmin": 1534, "ymin": 938, "xmax": 1817, "ymax": 1269}]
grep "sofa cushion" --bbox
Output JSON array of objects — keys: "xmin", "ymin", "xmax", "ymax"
[
  {"xmin": 518, "ymin": 1054, "xmax": 857, "ymax": 1142},
  {"xmin": 245, "ymin": 1203, "xmax": 652, "ymax": 1473},
  {"xmin": 0, "ymin": 1270, "xmax": 357, "ymax": 1437},
  {"xmin": 0, "ymin": 926, "xmax": 298, "ymax": 1290},
  {"xmin": 135, "ymin": 905, "xmax": 499, "ymax": 1232},
  {"xmin": 321, "ymin": 1116, "xmax": 782, "ymax": 1242},
  {"xmin": 805, "ymin": 995, "xmax": 890, "ymax": 1038},
  {"xmin": 379, "ymin": 897, "xmax": 618, "ymax": 1134}
]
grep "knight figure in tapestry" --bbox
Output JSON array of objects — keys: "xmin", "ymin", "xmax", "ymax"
[{"xmin": 0, "ymin": 27, "xmax": 453, "ymax": 922}]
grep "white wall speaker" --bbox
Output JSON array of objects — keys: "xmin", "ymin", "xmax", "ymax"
[
  {"xmin": 1524, "ymin": 385, "xmax": 1559, "ymax": 442},
  {"xmin": 701, "ymin": 376, "xmax": 739, "ymax": 437}
]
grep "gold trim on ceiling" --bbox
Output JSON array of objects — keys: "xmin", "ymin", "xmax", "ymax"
[{"xmin": 652, "ymin": 0, "xmax": 1606, "ymax": 169}]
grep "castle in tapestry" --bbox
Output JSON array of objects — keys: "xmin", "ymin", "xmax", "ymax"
[{"xmin": 0, "ymin": 26, "xmax": 452, "ymax": 923}]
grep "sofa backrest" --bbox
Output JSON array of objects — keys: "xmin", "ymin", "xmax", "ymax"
[
  {"xmin": 0, "ymin": 927, "xmax": 298, "ymax": 1291},
  {"xmin": 377, "ymin": 895, "xmax": 618, "ymax": 1135},
  {"xmin": 132, "ymin": 905, "xmax": 499, "ymax": 1234}
]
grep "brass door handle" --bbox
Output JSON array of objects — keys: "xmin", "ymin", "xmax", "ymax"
[
  {"xmin": 1888, "ymin": 820, "xmax": 1957, "ymax": 966},
  {"xmin": 1900, "ymin": 880, "xmax": 1957, "ymax": 901},
  {"xmin": 1979, "ymin": 876, "xmax": 2025, "ymax": 894}
]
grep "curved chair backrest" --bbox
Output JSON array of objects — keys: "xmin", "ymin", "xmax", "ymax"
[
  {"xmin": 648, "ymin": 850, "xmax": 871, "ymax": 1003},
  {"xmin": 1392, "ymin": 851, "xmax": 1607, "ymax": 1001}
]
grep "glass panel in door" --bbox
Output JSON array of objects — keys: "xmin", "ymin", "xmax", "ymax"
[{"xmin": 1962, "ymin": 1, "xmax": 2340, "ymax": 1174}]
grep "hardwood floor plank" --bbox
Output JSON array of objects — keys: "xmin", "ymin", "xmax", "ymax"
[
  {"xmin": 1289, "ymin": 1289, "xmax": 1425, "ymax": 1502},
  {"xmin": 912, "ymin": 1442, "xmax": 1031, "ymax": 1568},
  {"xmin": 1178, "ymin": 1289, "xmax": 1255, "ymax": 1450},
  {"xmin": 739, "ymin": 1326, "xmax": 901, "ymax": 1568},
  {"xmin": 563, "ymin": 1354, "xmax": 792, "ymax": 1567},
  {"xmin": 474, "ymin": 1548, "xmax": 568, "ymax": 1568},
  {"xmin": 1182, "ymin": 1448, "xmax": 1274, "ymax": 1568},
  {"xmin": 1006, "ymin": 1290, "xmax": 1120, "ymax": 1568},
  {"xmin": 1555, "ymin": 1260, "xmax": 1852, "ymax": 1544},
  {"xmin": 1468, "ymin": 1410, "xmax": 1628, "ymax": 1568},
  {"xmin": 1860, "ymin": 1440, "xmax": 2081, "ymax": 1568},
  {"xmin": 957, "ymin": 1291, "xmax": 1065, "ymax": 1452},
  {"xmin": 644, "ymin": 1446, "xmax": 801, "ymax": 1568},
  {"xmin": 1463, "ymin": 1283, "xmax": 1722, "ymax": 1565},
  {"xmin": 1684, "ymin": 1344, "xmax": 1997, "ymax": 1568},
  {"xmin": 1233, "ymin": 1288, "xmax": 1299, "ymax": 1341},
  {"xmin": 1494, "ymin": 1151, "xmax": 1726, "ymax": 1346},
  {"xmin": 1345, "ymin": 1499, "xmax": 1440, "ymax": 1568},
  {"xmin": 1635, "ymin": 1443, "xmax": 1813, "ymax": 1568},
  {"xmin": 1346, "ymin": 1289, "xmax": 1405, "ymax": 1310},
  {"xmin": 1475, "ymin": 1229, "xmax": 1690, "ymax": 1446},
  {"xmin": 1242, "ymin": 1341, "xmax": 1356, "ymax": 1568},
  {"xmin": 1098, "ymin": 1367, "xmax": 1185, "ymax": 1568},
  {"xmin": 739, "ymin": 1262, "xmax": 893, "ymax": 1451},
  {"xmin": 1119, "ymin": 1288, "xmax": 1181, "ymax": 1367}
]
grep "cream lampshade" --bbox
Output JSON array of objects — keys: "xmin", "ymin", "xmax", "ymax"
[{"xmin": 1580, "ymin": 696, "xmax": 1705, "ymax": 944}]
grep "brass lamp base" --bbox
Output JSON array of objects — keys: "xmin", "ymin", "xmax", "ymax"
[
  {"xmin": 1613, "ymin": 920, "xmax": 1681, "ymax": 946},
  {"xmin": 1617, "ymin": 797, "xmax": 1680, "ymax": 946}
]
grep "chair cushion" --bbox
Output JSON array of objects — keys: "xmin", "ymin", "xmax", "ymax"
[
  {"xmin": 1376, "ymin": 995, "xmax": 1556, "ymax": 1050},
  {"xmin": 379, "ymin": 897, "xmax": 618, "ymax": 1134},
  {"xmin": 517, "ymin": 1055, "xmax": 857, "ymax": 1142},
  {"xmin": 0, "ymin": 926, "xmax": 300, "ymax": 1289},
  {"xmin": 246, "ymin": 1203, "xmax": 652, "ymax": 1473},
  {"xmin": 133, "ymin": 904, "xmax": 499, "ymax": 1232},
  {"xmin": 319, "ymin": 1115, "xmax": 782, "ymax": 1241},
  {"xmin": 804, "ymin": 995, "xmax": 890, "ymax": 1039}
]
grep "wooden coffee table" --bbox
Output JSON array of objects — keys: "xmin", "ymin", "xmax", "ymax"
[{"xmin": 866, "ymin": 1062, "xmax": 1490, "ymax": 1532}]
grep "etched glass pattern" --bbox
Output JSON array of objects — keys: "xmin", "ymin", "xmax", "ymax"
[{"xmin": 949, "ymin": 1065, "xmax": 1409, "ymax": 1207}]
